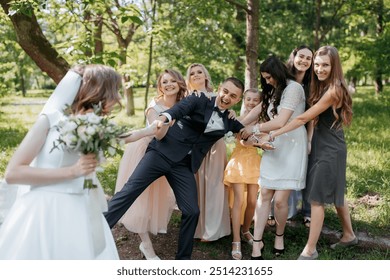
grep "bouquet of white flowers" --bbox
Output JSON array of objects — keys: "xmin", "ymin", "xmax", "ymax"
[{"xmin": 51, "ymin": 104, "xmax": 128, "ymax": 189}]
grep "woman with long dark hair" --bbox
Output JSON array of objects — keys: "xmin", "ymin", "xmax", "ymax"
[{"xmin": 241, "ymin": 55, "xmax": 308, "ymax": 259}]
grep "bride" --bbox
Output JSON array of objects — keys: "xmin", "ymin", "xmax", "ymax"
[{"xmin": 0, "ymin": 65, "xmax": 158, "ymax": 259}]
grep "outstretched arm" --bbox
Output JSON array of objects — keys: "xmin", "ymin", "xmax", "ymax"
[
  {"xmin": 263, "ymin": 89, "xmax": 335, "ymax": 145},
  {"xmin": 239, "ymin": 102, "xmax": 262, "ymax": 125},
  {"xmin": 120, "ymin": 120, "xmax": 165, "ymax": 144},
  {"xmin": 240, "ymin": 108, "xmax": 294, "ymax": 139}
]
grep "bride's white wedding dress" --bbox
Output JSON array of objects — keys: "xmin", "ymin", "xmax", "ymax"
[{"xmin": 0, "ymin": 73, "xmax": 119, "ymax": 259}]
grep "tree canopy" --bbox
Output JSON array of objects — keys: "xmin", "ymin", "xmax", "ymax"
[{"xmin": 0, "ymin": 0, "xmax": 388, "ymax": 100}]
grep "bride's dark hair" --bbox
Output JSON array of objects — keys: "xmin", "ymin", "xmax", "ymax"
[{"xmin": 71, "ymin": 64, "xmax": 122, "ymax": 115}]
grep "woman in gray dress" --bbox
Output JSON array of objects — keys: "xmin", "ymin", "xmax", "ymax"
[{"xmin": 261, "ymin": 46, "xmax": 356, "ymax": 260}]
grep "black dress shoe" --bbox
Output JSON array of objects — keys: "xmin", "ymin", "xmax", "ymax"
[
  {"xmin": 272, "ymin": 247, "xmax": 285, "ymax": 256},
  {"xmin": 250, "ymin": 255, "xmax": 264, "ymax": 260},
  {"xmin": 250, "ymin": 239, "xmax": 264, "ymax": 259}
]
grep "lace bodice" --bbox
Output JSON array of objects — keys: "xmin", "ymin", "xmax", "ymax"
[{"xmin": 268, "ymin": 80, "xmax": 305, "ymax": 121}]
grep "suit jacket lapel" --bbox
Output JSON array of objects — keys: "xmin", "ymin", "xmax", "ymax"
[
  {"xmin": 204, "ymin": 96, "xmax": 216, "ymax": 124},
  {"xmin": 222, "ymin": 110, "xmax": 229, "ymax": 132}
]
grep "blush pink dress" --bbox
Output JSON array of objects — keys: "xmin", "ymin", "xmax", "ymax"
[{"xmin": 194, "ymin": 138, "xmax": 231, "ymax": 241}]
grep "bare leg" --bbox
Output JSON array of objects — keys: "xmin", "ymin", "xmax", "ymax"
[
  {"xmin": 300, "ymin": 202, "xmax": 324, "ymax": 256},
  {"xmin": 231, "ymin": 183, "xmax": 244, "ymax": 259},
  {"xmin": 251, "ymin": 188, "xmax": 274, "ymax": 257},
  {"xmin": 335, "ymin": 200, "xmax": 356, "ymax": 242},
  {"xmin": 273, "ymin": 189, "xmax": 291, "ymax": 251},
  {"xmin": 242, "ymin": 184, "xmax": 259, "ymax": 234},
  {"xmin": 231, "ymin": 183, "xmax": 245, "ymax": 242}
]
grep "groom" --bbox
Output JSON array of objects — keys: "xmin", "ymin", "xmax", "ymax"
[{"xmin": 104, "ymin": 77, "xmax": 244, "ymax": 259}]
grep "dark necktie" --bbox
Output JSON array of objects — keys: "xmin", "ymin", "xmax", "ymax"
[{"xmin": 213, "ymin": 106, "xmax": 223, "ymax": 117}]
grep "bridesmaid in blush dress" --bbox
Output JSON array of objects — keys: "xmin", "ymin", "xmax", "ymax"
[
  {"xmin": 185, "ymin": 63, "xmax": 231, "ymax": 241},
  {"xmin": 114, "ymin": 69, "xmax": 187, "ymax": 259}
]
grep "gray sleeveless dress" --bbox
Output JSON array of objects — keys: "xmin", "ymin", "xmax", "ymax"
[{"xmin": 306, "ymin": 107, "xmax": 347, "ymax": 206}]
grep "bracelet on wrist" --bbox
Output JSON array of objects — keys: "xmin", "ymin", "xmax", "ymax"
[{"xmin": 252, "ymin": 125, "xmax": 260, "ymax": 135}]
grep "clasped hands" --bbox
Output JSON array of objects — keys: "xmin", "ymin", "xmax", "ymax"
[{"xmin": 240, "ymin": 125, "xmax": 275, "ymax": 151}]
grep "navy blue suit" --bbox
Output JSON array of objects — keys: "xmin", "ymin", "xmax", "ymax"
[{"xmin": 104, "ymin": 94, "xmax": 244, "ymax": 259}]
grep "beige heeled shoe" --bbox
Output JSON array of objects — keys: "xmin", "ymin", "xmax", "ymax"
[
  {"xmin": 241, "ymin": 230, "xmax": 254, "ymax": 245},
  {"xmin": 139, "ymin": 242, "xmax": 160, "ymax": 260}
]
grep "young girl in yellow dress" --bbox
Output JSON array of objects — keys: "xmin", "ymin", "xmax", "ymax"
[{"xmin": 224, "ymin": 88, "xmax": 261, "ymax": 260}]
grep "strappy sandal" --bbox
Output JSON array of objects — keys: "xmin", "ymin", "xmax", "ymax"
[
  {"xmin": 231, "ymin": 242, "xmax": 242, "ymax": 260},
  {"xmin": 273, "ymin": 232, "xmax": 285, "ymax": 256},
  {"xmin": 241, "ymin": 230, "xmax": 254, "ymax": 245},
  {"xmin": 250, "ymin": 239, "xmax": 264, "ymax": 260}
]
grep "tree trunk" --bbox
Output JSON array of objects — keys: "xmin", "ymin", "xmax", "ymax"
[
  {"xmin": 119, "ymin": 47, "xmax": 135, "ymax": 116},
  {"xmin": 374, "ymin": 0, "xmax": 384, "ymax": 94},
  {"xmin": 124, "ymin": 74, "xmax": 135, "ymax": 116},
  {"xmin": 94, "ymin": 15, "xmax": 104, "ymax": 55},
  {"xmin": 144, "ymin": 0, "xmax": 157, "ymax": 117},
  {"xmin": 0, "ymin": 0, "xmax": 69, "ymax": 84},
  {"xmin": 245, "ymin": 0, "xmax": 259, "ymax": 90},
  {"xmin": 111, "ymin": 10, "xmax": 138, "ymax": 116},
  {"xmin": 314, "ymin": 0, "xmax": 321, "ymax": 50},
  {"xmin": 19, "ymin": 69, "xmax": 26, "ymax": 97}
]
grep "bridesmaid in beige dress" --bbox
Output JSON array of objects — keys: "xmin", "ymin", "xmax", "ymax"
[
  {"xmin": 114, "ymin": 69, "xmax": 187, "ymax": 259},
  {"xmin": 185, "ymin": 63, "xmax": 231, "ymax": 241}
]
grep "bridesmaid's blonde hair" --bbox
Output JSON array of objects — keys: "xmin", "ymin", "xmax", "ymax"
[{"xmin": 185, "ymin": 63, "xmax": 214, "ymax": 93}]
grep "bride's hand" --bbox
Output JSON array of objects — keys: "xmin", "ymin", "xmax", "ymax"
[{"xmin": 71, "ymin": 154, "xmax": 98, "ymax": 178}]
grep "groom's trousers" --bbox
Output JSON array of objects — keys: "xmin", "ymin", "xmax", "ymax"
[{"xmin": 104, "ymin": 149, "xmax": 199, "ymax": 260}]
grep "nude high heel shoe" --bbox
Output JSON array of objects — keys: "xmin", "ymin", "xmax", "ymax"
[{"xmin": 139, "ymin": 242, "xmax": 161, "ymax": 260}]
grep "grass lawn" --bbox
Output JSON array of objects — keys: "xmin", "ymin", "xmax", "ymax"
[{"xmin": 0, "ymin": 86, "xmax": 389, "ymax": 259}]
